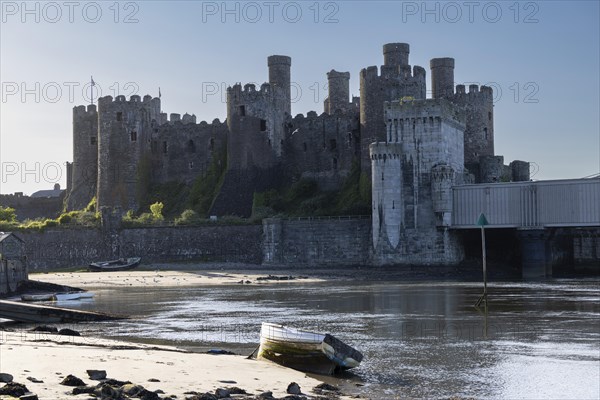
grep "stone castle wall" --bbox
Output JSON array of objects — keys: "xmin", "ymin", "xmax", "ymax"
[
  {"xmin": 262, "ymin": 217, "xmax": 371, "ymax": 266},
  {"xmin": 19, "ymin": 224, "xmax": 263, "ymax": 271}
]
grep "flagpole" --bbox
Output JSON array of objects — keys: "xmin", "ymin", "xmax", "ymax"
[{"xmin": 90, "ymin": 76, "xmax": 94, "ymax": 105}]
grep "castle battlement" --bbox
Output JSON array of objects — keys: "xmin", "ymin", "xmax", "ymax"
[
  {"xmin": 384, "ymin": 98, "xmax": 466, "ymax": 129},
  {"xmin": 228, "ymin": 82, "xmax": 273, "ymax": 97},
  {"xmin": 360, "ymin": 64, "xmax": 426, "ymax": 80},
  {"xmin": 454, "ymin": 84, "xmax": 493, "ymax": 97},
  {"xmin": 97, "ymin": 94, "xmax": 161, "ymax": 107},
  {"xmin": 73, "ymin": 104, "xmax": 97, "ymax": 116}
]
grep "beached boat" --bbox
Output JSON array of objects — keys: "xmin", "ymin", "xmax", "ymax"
[
  {"xmin": 21, "ymin": 292, "xmax": 95, "ymax": 302},
  {"xmin": 257, "ymin": 322, "xmax": 363, "ymax": 375},
  {"xmin": 88, "ymin": 257, "xmax": 141, "ymax": 272}
]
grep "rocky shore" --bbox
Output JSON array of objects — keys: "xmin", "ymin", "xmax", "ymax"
[{"xmin": 0, "ymin": 332, "xmax": 356, "ymax": 400}]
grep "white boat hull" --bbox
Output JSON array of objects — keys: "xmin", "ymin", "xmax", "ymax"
[{"xmin": 257, "ymin": 322, "xmax": 362, "ymax": 375}]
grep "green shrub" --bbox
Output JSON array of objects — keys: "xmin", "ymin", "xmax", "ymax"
[
  {"xmin": 174, "ymin": 209, "xmax": 201, "ymax": 225},
  {"xmin": 0, "ymin": 206, "xmax": 17, "ymax": 222},
  {"xmin": 150, "ymin": 202, "xmax": 164, "ymax": 220}
]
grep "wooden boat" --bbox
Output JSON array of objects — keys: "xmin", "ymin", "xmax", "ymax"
[
  {"xmin": 88, "ymin": 257, "xmax": 141, "ymax": 272},
  {"xmin": 0, "ymin": 299, "xmax": 124, "ymax": 323},
  {"xmin": 21, "ymin": 292, "xmax": 95, "ymax": 302},
  {"xmin": 257, "ymin": 322, "xmax": 363, "ymax": 375}
]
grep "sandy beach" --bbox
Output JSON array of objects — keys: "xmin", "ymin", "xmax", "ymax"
[
  {"xmin": 29, "ymin": 266, "xmax": 325, "ymax": 289},
  {"xmin": 0, "ymin": 331, "xmax": 350, "ymax": 399},
  {"xmin": 1, "ymin": 268, "xmax": 354, "ymax": 399}
]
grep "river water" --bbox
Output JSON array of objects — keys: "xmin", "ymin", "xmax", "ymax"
[{"xmin": 44, "ymin": 276, "xmax": 600, "ymax": 399}]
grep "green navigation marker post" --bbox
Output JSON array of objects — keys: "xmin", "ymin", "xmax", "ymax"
[{"xmin": 475, "ymin": 213, "xmax": 489, "ymax": 308}]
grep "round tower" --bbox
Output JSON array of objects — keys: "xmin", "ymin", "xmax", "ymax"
[
  {"xmin": 67, "ymin": 104, "xmax": 98, "ymax": 210},
  {"xmin": 430, "ymin": 58, "xmax": 455, "ymax": 99},
  {"xmin": 370, "ymin": 142, "xmax": 403, "ymax": 251},
  {"xmin": 267, "ymin": 55, "xmax": 291, "ymax": 115},
  {"xmin": 383, "ymin": 43, "xmax": 410, "ymax": 66},
  {"xmin": 325, "ymin": 70, "xmax": 350, "ymax": 114}
]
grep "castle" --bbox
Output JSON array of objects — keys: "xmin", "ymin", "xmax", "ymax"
[{"xmin": 65, "ymin": 42, "xmax": 530, "ymax": 265}]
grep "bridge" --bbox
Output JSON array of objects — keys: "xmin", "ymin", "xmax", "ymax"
[
  {"xmin": 452, "ymin": 178, "xmax": 600, "ymax": 229},
  {"xmin": 450, "ymin": 178, "xmax": 600, "ymax": 278}
]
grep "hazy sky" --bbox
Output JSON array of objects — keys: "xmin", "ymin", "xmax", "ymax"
[{"xmin": 1, "ymin": 0, "xmax": 599, "ymax": 195}]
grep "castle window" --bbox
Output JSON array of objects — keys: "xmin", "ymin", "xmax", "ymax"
[
  {"xmin": 187, "ymin": 139, "xmax": 196, "ymax": 153},
  {"xmin": 260, "ymin": 119, "xmax": 267, "ymax": 132},
  {"xmin": 348, "ymin": 133, "xmax": 352, "ymax": 146},
  {"xmin": 116, "ymin": 112, "xmax": 122, "ymax": 121},
  {"xmin": 488, "ymin": 111, "xmax": 492, "ymax": 121},
  {"xmin": 151, "ymin": 141, "xmax": 158, "ymax": 154},
  {"xmin": 239, "ymin": 105, "xmax": 246, "ymax": 116},
  {"xmin": 483, "ymin": 128, "xmax": 488, "ymax": 140},
  {"xmin": 382, "ymin": 172, "xmax": 384, "ymax": 181},
  {"xmin": 162, "ymin": 141, "xmax": 168, "ymax": 154},
  {"xmin": 303, "ymin": 142, "xmax": 307, "ymax": 152},
  {"xmin": 209, "ymin": 138, "xmax": 215, "ymax": 151},
  {"xmin": 333, "ymin": 157, "xmax": 338, "ymax": 169},
  {"xmin": 90, "ymin": 136, "xmax": 96, "ymax": 145},
  {"xmin": 189, "ymin": 161, "xmax": 194, "ymax": 169},
  {"xmin": 130, "ymin": 131, "xmax": 137, "ymax": 142},
  {"xmin": 329, "ymin": 139, "xmax": 337, "ymax": 151}
]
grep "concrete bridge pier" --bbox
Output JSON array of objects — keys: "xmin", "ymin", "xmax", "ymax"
[{"xmin": 518, "ymin": 229, "xmax": 551, "ymax": 279}]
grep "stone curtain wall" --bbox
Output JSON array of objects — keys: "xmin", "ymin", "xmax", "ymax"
[
  {"xmin": 20, "ymin": 225, "xmax": 263, "ymax": 271},
  {"xmin": 263, "ymin": 217, "xmax": 371, "ymax": 266}
]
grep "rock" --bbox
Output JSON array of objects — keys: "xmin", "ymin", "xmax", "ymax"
[
  {"xmin": 95, "ymin": 383, "xmax": 123, "ymax": 399},
  {"xmin": 121, "ymin": 383, "xmax": 145, "ymax": 396},
  {"xmin": 31, "ymin": 326, "xmax": 58, "ymax": 333},
  {"xmin": 257, "ymin": 391, "xmax": 274, "ymax": 399},
  {"xmin": 72, "ymin": 385, "xmax": 96, "ymax": 395},
  {"xmin": 60, "ymin": 374, "xmax": 85, "ymax": 386},
  {"xmin": 58, "ymin": 328, "xmax": 80, "ymax": 336},
  {"xmin": 102, "ymin": 378, "xmax": 131, "ymax": 387},
  {"xmin": 140, "ymin": 389, "xmax": 161, "ymax": 400},
  {"xmin": 287, "ymin": 382, "xmax": 301, "ymax": 395},
  {"xmin": 227, "ymin": 387, "xmax": 247, "ymax": 395},
  {"xmin": 245, "ymin": 280, "xmax": 251, "ymax": 284},
  {"xmin": 86, "ymin": 369, "xmax": 107, "ymax": 380},
  {"xmin": 147, "ymin": 378, "xmax": 161, "ymax": 382},
  {"xmin": 0, "ymin": 373, "xmax": 13, "ymax": 383},
  {"xmin": 0, "ymin": 382, "xmax": 29, "ymax": 397},
  {"xmin": 206, "ymin": 349, "xmax": 236, "ymax": 355},
  {"xmin": 313, "ymin": 383, "xmax": 340, "ymax": 394},
  {"xmin": 26, "ymin": 377, "xmax": 43, "ymax": 384},
  {"xmin": 215, "ymin": 388, "xmax": 230, "ymax": 398},
  {"xmin": 19, "ymin": 393, "xmax": 38, "ymax": 400}
]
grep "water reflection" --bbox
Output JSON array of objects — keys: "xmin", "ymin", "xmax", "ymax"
[{"xmin": 41, "ymin": 278, "xmax": 600, "ymax": 399}]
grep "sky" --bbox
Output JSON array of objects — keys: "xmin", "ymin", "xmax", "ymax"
[{"xmin": 1, "ymin": 0, "xmax": 599, "ymax": 195}]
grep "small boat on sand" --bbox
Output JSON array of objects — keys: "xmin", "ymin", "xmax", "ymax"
[
  {"xmin": 88, "ymin": 257, "xmax": 141, "ymax": 272},
  {"xmin": 257, "ymin": 322, "xmax": 363, "ymax": 375},
  {"xmin": 21, "ymin": 292, "xmax": 95, "ymax": 302}
]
